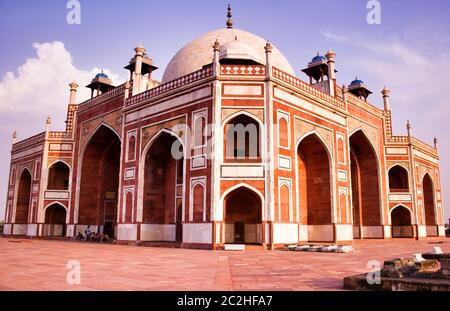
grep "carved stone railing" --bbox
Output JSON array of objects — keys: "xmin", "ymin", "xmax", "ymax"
[
  {"xmin": 126, "ymin": 64, "xmax": 213, "ymax": 107},
  {"xmin": 389, "ymin": 136, "xmax": 410, "ymax": 144},
  {"xmin": 220, "ymin": 64, "xmax": 265, "ymax": 76},
  {"xmin": 77, "ymin": 83, "xmax": 126, "ymax": 112},
  {"xmin": 272, "ymin": 67, "xmax": 346, "ymax": 110}
]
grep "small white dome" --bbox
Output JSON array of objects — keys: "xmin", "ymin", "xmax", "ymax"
[
  {"xmin": 162, "ymin": 28, "xmax": 295, "ymax": 83},
  {"xmin": 219, "ymin": 39, "xmax": 262, "ymax": 64}
]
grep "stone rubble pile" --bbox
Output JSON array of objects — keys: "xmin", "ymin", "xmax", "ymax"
[{"xmin": 286, "ymin": 244, "xmax": 354, "ymax": 253}]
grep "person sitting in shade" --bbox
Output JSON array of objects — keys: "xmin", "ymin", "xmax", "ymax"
[
  {"xmin": 84, "ymin": 225, "xmax": 93, "ymax": 241},
  {"xmin": 76, "ymin": 231, "xmax": 84, "ymax": 240},
  {"xmin": 102, "ymin": 234, "xmax": 110, "ymax": 242}
]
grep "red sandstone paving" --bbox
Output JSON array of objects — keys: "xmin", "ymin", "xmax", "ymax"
[{"xmin": 0, "ymin": 237, "xmax": 449, "ymax": 291}]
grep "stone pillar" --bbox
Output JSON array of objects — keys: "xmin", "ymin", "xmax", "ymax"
[
  {"xmin": 12, "ymin": 131, "xmax": 17, "ymax": 145},
  {"xmin": 132, "ymin": 44, "xmax": 145, "ymax": 95},
  {"xmin": 406, "ymin": 120, "xmax": 412, "ymax": 144},
  {"xmin": 264, "ymin": 40, "xmax": 275, "ymax": 248},
  {"xmin": 381, "ymin": 87, "xmax": 391, "ymax": 111},
  {"xmin": 69, "ymin": 81, "xmax": 79, "ymax": 105},
  {"xmin": 265, "ymin": 41, "xmax": 273, "ymax": 78},
  {"xmin": 325, "ymin": 50, "xmax": 336, "ymax": 97},
  {"xmin": 124, "ymin": 80, "xmax": 130, "ymax": 99},
  {"xmin": 212, "ymin": 39, "xmax": 220, "ymax": 76},
  {"xmin": 45, "ymin": 116, "xmax": 51, "ymax": 139}
]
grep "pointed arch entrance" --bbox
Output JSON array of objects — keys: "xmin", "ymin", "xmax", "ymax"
[
  {"xmin": 15, "ymin": 169, "xmax": 32, "ymax": 224},
  {"xmin": 78, "ymin": 125, "xmax": 121, "ymax": 238},
  {"xmin": 142, "ymin": 131, "xmax": 184, "ymax": 243},
  {"xmin": 350, "ymin": 130, "xmax": 381, "ymax": 239},
  {"xmin": 423, "ymin": 173, "xmax": 437, "ymax": 237},
  {"xmin": 391, "ymin": 205, "xmax": 413, "ymax": 238},
  {"xmin": 44, "ymin": 203, "xmax": 67, "ymax": 236},
  {"xmin": 296, "ymin": 133, "xmax": 332, "ymax": 242},
  {"xmin": 223, "ymin": 186, "xmax": 262, "ymax": 244}
]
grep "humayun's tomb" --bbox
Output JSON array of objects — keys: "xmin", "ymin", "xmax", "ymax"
[{"xmin": 2, "ymin": 7, "xmax": 446, "ymax": 249}]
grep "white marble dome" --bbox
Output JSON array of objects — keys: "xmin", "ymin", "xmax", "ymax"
[{"xmin": 161, "ymin": 28, "xmax": 295, "ymax": 83}]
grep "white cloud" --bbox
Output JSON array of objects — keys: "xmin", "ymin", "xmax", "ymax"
[
  {"xmin": 0, "ymin": 41, "xmax": 122, "ymax": 221},
  {"xmin": 0, "ymin": 41, "xmax": 120, "ymax": 116}
]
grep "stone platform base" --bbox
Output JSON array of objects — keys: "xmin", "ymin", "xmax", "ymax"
[{"xmin": 343, "ymin": 273, "xmax": 450, "ymax": 291}]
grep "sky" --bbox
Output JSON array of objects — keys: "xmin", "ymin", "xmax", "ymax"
[{"xmin": 0, "ymin": 0, "xmax": 450, "ymax": 222}]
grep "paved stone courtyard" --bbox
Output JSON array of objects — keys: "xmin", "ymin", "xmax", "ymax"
[{"xmin": 0, "ymin": 237, "xmax": 449, "ymax": 291}]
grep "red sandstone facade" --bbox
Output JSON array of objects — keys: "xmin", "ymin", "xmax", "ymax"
[{"xmin": 3, "ymin": 19, "xmax": 446, "ymax": 249}]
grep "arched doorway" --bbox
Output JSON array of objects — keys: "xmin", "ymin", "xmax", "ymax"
[
  {"xmin": 350, "ymin": 130, "xmax": 381, "ymax": 239},
  {"xmin": 15, "ymin": 169, "xmax": 32, "ymax": 224},
  {"xmin": 44, "ymin": 204, "xmax": 67, "ymax": 236},
  {"xmin": 388, "ymin": 165, "xmax": 409, "ymax": 193},
  {"xmin": 224, "ymin": 186, "xmax": 262, "ymax": 244},
  {"xmin": 79, "ymin": 125, "xmax": 120, "ymax": 238},
  {"xmin": 391, "ymin": 205, "xmax": 413, "ymax": 238},
  {"xmin": 297, "ymin": 134, "xmax": 332, "ymax": 242},
  {"xmin": 423, "ymin": 173, "xmax": 437, "ymax": 237},
  {"xmin": 47, "ymin": 162, "xmax": 70, "ymax": 190},
  {"xmin": 142, "ymin": 131, "xmax": 184, "ymax": 243}
]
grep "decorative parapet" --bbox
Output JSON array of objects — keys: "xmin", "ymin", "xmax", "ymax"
[
  {"xmin": 411, "ymin": 137, "xmax": 438, "ymax": 156},
  {"xmin": 126, "ymin": 64, "xmax": 213, "ymax": 107},
  {"xmin": 389, "ymin": 136, "xmax": 410, "ymax": 144},
  {"xmin": 11, "ymin": 132, "xmax": 45, "ymax": 153},
  {"xmin": 77, "ymin": 83, "xmax": 126, "ymax": 112},
  {"xmin": 272, "ymin": 67, "xmax": 346, "ymax": 110},
  {"xmin": 220, "ymin": 64, "xmax": 265, "ymax": 76},
  {"xmin": 384, "ymin": 110, "xmax": 393, "ymax": 138},
  {"xmin": 345, "ymin": 92, "xmax": 383, "ymax": 117},
  {"xmin": 49, "ymin": 104, "xmax": 78, "ymax": 139}
]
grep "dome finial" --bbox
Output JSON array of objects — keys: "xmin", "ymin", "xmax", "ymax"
[{"xmin": 226, "ymin": 3, "xmax": 233, "ymax": 29}]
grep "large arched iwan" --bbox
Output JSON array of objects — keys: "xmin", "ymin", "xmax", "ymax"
[
  {"xmin": 423, "ymin": 173, "xmax": 437, "ymax": 236},
  {"xmin": 79, "ymin": 125, "xmax": 121, "ymax": 237},
  {"xmin": 15, "ymin": 169, "xmax": 32, "ymax": 224},
  {"xmin": 142, "ymin": 131, "xmax": 184, "ymax": 243},
  {"xmin": 350, "ymin": 130, "xmax": 381, "ymax": 239},
  {"xmin": 297, "ymin": 134, "xmax": 332, "ymax": 241}
]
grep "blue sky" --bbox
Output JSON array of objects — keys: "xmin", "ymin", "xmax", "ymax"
[{"xmin": 1, "ymin": 0, "xmax": 450, "ymax": 222}]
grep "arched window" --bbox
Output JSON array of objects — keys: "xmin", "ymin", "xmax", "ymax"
[
  {"xmin": 225, "ymin": 114, "xmax": 261, "ymax": 161},
  {"xmin": 47, "ymin": 162, "xmax": 70, "ymax": 190},
  {"xmin": 128, "ymin": 135, "xmax": 136, "ymax": 161},
  {"xmin": 279, "ymin": 184, "xmax": 290, "ymax": 222},
  {"xmin": 125, "ymin": 191, "xmax": 133, "ymax": 222},
  {"xmin": 194, "ymin": 115, "xmax": 206, "ymax": 147},
  {"xmin": 279, "ymin": 117, "xmax": 289, "ymax": 148},
  {"xmin": 340, "ymin": 192, "xmax": 347, "ymax": 223},
  {"xmin": 337, "ymin": 138, "xmax": 345, "ymax": 163},
  {"xmin": 193, "ymin": 183, "xmax": 205, "ymax": 222},
  {"xmin": 388, "ymin": 165, "xmax": 409, "ymax": 192}
]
